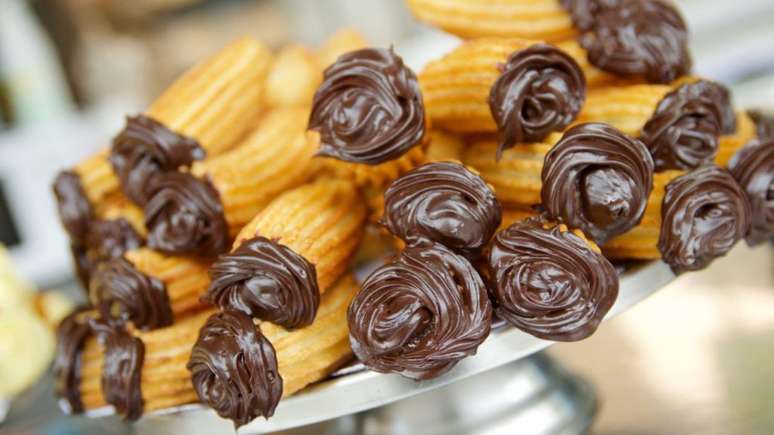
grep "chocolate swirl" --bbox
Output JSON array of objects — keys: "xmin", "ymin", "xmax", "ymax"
[
  {"xmin": 53, "ymin": 170, "xmax": 94, "ymax": 244},
  {"xmin": 85, "ymin": 218, "xmax": 144, "ymax": 263},
  {"xmin": 144, "ymin": 172, "xmax": 229, "ymax": 257},
  {"xmin": 309, "ymin": 47, "xmax": 426, "ymax": 164},
  {"xmin": 488, "ymin": 43, "xmax": 586, "ymax": 158},
  {"xmin": 188, "ymin": 310, "xmax": 282, "ymax": 427},
  {"xmin": 541, "ymin": 123, "xmax": 654, "ymax": 244},
  {"xmin": 488, "ymin": 217, "xmax": 618, "ymax": 341},
  {"xmin": 728, "ymin": 140, "xmax": 774, "ymax": 246},
  {"xmin": 348, "ymin": 243, "xmax": 492, "ymax": 380},
  {"xmin": 748, "ymin": 110, "xmax": 774, "ymax": 141},
  {"xmin": 53, "ymin": 308, "xmax": 92, "ymax": 414},
  {"xmin": 565, "ymin": 0, "xmax": 691, "ymax": 83},
  {"xmin": 205, "ymin": 236, "xmax": 319, "ymax": 329},
  {"xmin": 89, "ymin": 257, "xmax": 172, "ymax": 330},
  {"xmin": 90, "ymin": 321, "xmax": 145, "ymax": 421},
  {"xmin": 659, "ymin": 165, "xmax": 752, "ymax": 273},
  {"xmin": 382, "ymin": 162, "xmax": 502, "ymax": 259},
  {"xmin": 640, "ymin": 81, "xmax": 730, "ymax": 170},
  {"xmin": 110, "ymin": 115, "xmax": 205, "ymax": 205}
]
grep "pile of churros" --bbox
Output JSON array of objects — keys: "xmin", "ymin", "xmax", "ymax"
[{"xmin": 51, "ymin": 0, "xmax": 773, "ymax": 428}]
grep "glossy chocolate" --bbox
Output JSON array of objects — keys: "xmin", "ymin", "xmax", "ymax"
[
  {"xmin": 89, "ymin": 257, "xmax": 172, "ymax": 330},
  {"xmin": 53, "ymin": 170, "xmax": 94, "ymax": 244},
  {"xmin": 188, "ymin": 310, "xmax": 282, "ymax": 427},
  {"xmin": 564, "ymin": 0, "xmax": 691, "ymax": 83},
  {"xmin": 110, "ymin": 115, "xmax": 205, "ymax": 205},
  {"xmin": 659, "ymin": 165, "xmax": 752, "ymax": 273},
  {"xmin": 348, "ymin": 243, "xmax": 492, "ymax": 380},
  {"xmin": 382, "ymin": 162, "xmax": 502, "ymax": 259},
  {"xmin": 143, "ymin": 172, "xmax": 229, "ymax": 257},
  {"xmin": 309, "ymin": 47, "xmax": 426, "ymax": 164},
  {"xmin": 748, "ymin": 110, "xmax": 774, "ymax": 141},
  {"xmin": 488, "ymin": 216, "xmax": 618, "ymax": 341},
  {"xmin": 85, "ymin": 218, "xmax": 144, "ymax": 264},
  {"xmin": 205, "ymin": 236, "xmax": 319, "ymax": 329},
  {"xmin": 728, "ymin": 140, "xmax": 774, "ymax": 246},
  {"xmin": 541, "ymin": 123, "xmax": 654, "ymax": 244},
  {"xmin": 53, "ymin": 308, "xmax": 92, "ymax": 414},
  {"xmin": 640, "ymin": 81, "xmax": 729, "ymax": 170},
  {"xmin": 70, "ymin": 243, "xmax": 93, "ymax": 289},
  {"xmin": 488, "ymin": 43, "xmax": 585, "ymax": 157}
]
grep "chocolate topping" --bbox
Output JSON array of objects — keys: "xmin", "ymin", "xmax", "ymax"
[
  {"xmin": 85, "ymin": 218, "xmax": 144, "ymax": 264},
  {"xmin": 728, "ymin": 140, "xmax": 774, "ymax": 246},
  {"xmin": 541, "ymin": 123, "xmax": 654, "ymax": 244},
  {"xmin": 659, "ymin": 165, "xmax": 752, "ymax": 273},
  {"xmin": 90, "ymin": 321, "xmax": 145, "ymax": 421},
  {"xmin": 748, "ymin": 110, "xmax": 774, "ymax": 141},
  {"xmin": 144, "ymin": 172, "xmax": 229, "ymax": 257},
  {"xmin": 488, "ymin": 43, "xmax": 586, "ymax": 158},
  {"xmin": 564, "ymin": 0, "xmax": 692, "ymax": 83},
  {"xmin": 110, "ymin": 115, "xmax": 205, "ymax": 205},
  {"xmin": 488, "ymin": 216, "xmax": 618, "ymax": 341},
  {"xmin": 70, "ymin": 243, "xmax": 94, "ymax": 289},
  {"xmin": 640, "ymin": 81, "xmax": 729, "ymax": 171},
  {"xmin": 188, "ymin": 310, "xmax": 282, "ymax": 427},
  {"xmin": 309, "ymin": 47, "xmax": 426, "ymax": 164},
  {"xmin": 53, "ymin": 308, "xmax": 92, "ymax": 414},
  {"xmin": 382, "ymin": 162, "xmax": 502, "ymax": 259},
  {"xmin": 205, "ymin": 236, "xmax": 319, "ymax": 329},
  {"xmin": 89, "ymin": 257, "xmax": 172, "ymax": 330},
  {"xmin": 348, "ymin": 243, "xmax": 492, "ymax": 380},
  {"xmin": 53, "ymin": 171, "xmax": 94, "ymax": 244}
]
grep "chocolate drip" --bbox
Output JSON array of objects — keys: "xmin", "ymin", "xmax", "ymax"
[
  {"xmin": 89, "ymin": 257, "xmax": 172, "ymax": 330},
  {"xmin": 53, "ymin": 171, "xmax": 94, "ymax": 244},
  {"xmin": 309, "ymin": 47, "xmax": 426, "ymax": 164},
  {"xmin": 488, "ymin": 43, "xmax": 586, "ymax": 157},
  {"xmin": 348, "ymin": 243, "xmax": 492, "ymax": 380},
  {"xmin": 748, "ymin": 110, "xmax": 774, "ymax": 141},
  {"xmin": 90, "ymin": 321, "xmax": 145, "ymax": 421},
  {"xmin": 488, "ymin": 216, "xmax": 618, "ymax": 341},
  {"xmin": 640, "ymin": 81, "xmax": 729, "ymax": 170},
  {"xmin": 382, "ymin": 162, "xmax": 502, "ymax": 259},
  {"xmin": 659, "ymin": 165, "xmax": 752, "ymax": 273},
  {"xmin": 541, "ymin": 123, "xmax": 654, "ymax": 244},
  {"xmin": 53, "ymin": 308, "xmax": 92, "ymax": 414},
  {"xmin": 205, "ymin": 236, "xmax": 319, "ymax": 329},
  {"xmin": 188, "ymin": 310, "xmax": 282, "ymax": 427},
  {"xmin": 110, "ymin": 115, "xmax": 205, "ymax": 205},
  {"xmin": 563, "ymin": 0, "xmax": 692, "ymax": 83},
  {"xmin": 144, "ymin": 172, "xmax": 229, "ymax": 257},
  {"xmin": 728, "ymin": 140, "xmax": 774, "ymax": 246}
]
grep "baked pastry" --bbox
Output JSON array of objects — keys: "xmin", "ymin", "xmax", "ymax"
[{"xmin": 425, "ymin": 130, "xmax": 464, "ymax": 163}]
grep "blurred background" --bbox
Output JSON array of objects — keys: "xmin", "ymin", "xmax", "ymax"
[{"xmin": 0, "ymin": 0, "xmax": 773, "ymax": 434}]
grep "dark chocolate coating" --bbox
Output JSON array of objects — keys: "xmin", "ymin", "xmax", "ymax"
[
  {"xmin": 53, "ymin": 307, "xmax": 92, "ymax": 415},
  {"xmin": 382, "ymin": 162, "xmax": 502, "ymax": 259},
  {"xmin": 487, "ymin": 216, "xmax": 618, "ymax": 341},
  {"xmin": 488, "ymin": 43, "xmax": 586, "ymax": 158},
  {"xmin": 53, "ymin": 170, "xmax": 94, "ymax": 244},
  {"xmin": 110, "ymin": 115, "xmax": 205, "ymax": 205},
  {"xmin": 564, "ymin": 0, "xmax": 692, "ymax": 83},
  {"xmin": 748, "ymin": 110, "xmax": 774, "ymax": 141},
  {"xmin": 659, "ymin": 165, "xmax": 752, "ymax": 273},
  {"xmin": 143, "ymin": 172, "xmax": 229, "ymax": 257},
  {"xmin": 541, "ymin": 123, "xmax": 654, "ymax": 244},
  {"xmin": 640, "ymin": 81, "xmax": 729, "ymax": 170},
  {"xmin": 187, "ymin": 310, "xmax": 282, "ymax": 427},
  {"xmin": 85, "ymin": 218, "xmax": 144, "ymax": 264},
  {"xmin": 728, "ymin": 140, "xmax": 774, "ymax": 246},
  {"xmin": 70, "ymin": 243, "xmax": 93, "ymax": 289},
  {"xmin": 309, "ymin": 47, "xmax": 426, "ymax": 164},
  {"xmin": 90, "ymin": 321, "xmax": 145, "ymax": 421},
  {"xmin": 205, "ymin": 236, "xmax": 319, "ymax": 329},
  {"xmin": 348, "ymin": 243, "xmax": 492, "ymax": 380},
  {"xmin": 89, "ymin": 257, "xmax": 172, "ymax": 330}
]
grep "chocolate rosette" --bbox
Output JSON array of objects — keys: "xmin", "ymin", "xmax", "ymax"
[
  {"xmin": 187, "ymin": 310, "xmax": 282, "ymax": 427},
  {"xmin": 143, "ymin": 172, "xmax": 229, "ymax": 257},
  {"xmin": 53, "ymin": 308, "xmax": 92, "ymax": 414},
  {"xmin": 541, "ymin": 123, "xmax": 654, "ymax": 244},
  {"xmin": 488, "ymin": 43, "xmax": 586, "ymax": 158},
  {"xmin": 85, "ymin": 218, "xmax": 144, "ymax": 264},
  {"xmin": 728, "ymin": 140, "xmax": 774, "ymax": 246},
  {"xmin": 204, "ymin": 236, "xmax": 319, "ymax": 329},
  {"xmin": 309, "ymin": 47, "xmax": 426, "ymax": 164},
  {"xmin": 382, "ymin": 162, "xmax": 502, "ymax": 259},
  {"xmin": 748, "ymin": 110, "xmax": 774, "ymax": 141},
  {"xmin": 640, "ymin": 81, "xmax": 729, "ymax": 171},
  {"xmin": 348, "ymin": 243, "xmax": 492, "ymax": 380},
  {"xmin": 110, "ymin": 115, "xmax": 205, "ymax": 205},
  {"xmin": 89, "ymin": 257, "xmax": 172, "ymax": 330},
  {"xmin": 488, "ymin": 217, "xmax": 618, "ymax": 342},
  {"xmin": 659, "ymin": 165, "xmax": 752, "ymax": 273},
  {"xmin": 566, "ymin": 0, "xmax": 691, "ymax": 83},
  {"xmin": 53, "ymin": 171, "xmax": 94, "ymax": 244}
]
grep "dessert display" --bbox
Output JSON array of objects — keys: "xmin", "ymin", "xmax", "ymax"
[{"xmin": 48, "ymin": 0, "xmax": 773, "ymax": 429}]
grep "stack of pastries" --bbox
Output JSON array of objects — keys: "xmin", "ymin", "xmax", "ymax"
[{"xmin": 51, "ymin": 0, "xmax": 773, "ymax": 428}]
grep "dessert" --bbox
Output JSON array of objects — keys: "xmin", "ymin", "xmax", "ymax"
[{"xmin": 728, "ymin": 139, "xmax": 774, "ymax": 246}]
